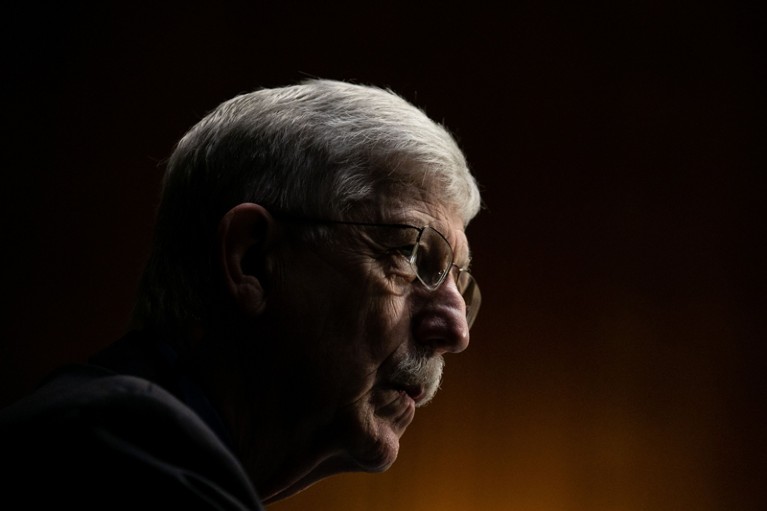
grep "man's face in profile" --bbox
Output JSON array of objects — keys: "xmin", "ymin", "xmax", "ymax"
[{"xmin": 259, "ymin": 192, "xmax": 472, "ymax": 473}]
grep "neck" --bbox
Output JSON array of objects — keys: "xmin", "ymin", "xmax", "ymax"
[{"xmin": 190, "ymin": 329, "xmax": 349, "ymax": 502}]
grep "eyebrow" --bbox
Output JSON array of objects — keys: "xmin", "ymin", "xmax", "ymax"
[{"xmin": 275, "ymin": 213, "xmax": 475, "ymax": 268}]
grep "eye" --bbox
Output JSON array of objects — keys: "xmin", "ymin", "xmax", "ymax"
[
  {"xmin": 390, "ymin": 244, "xmax": 416, "ymax": 258},
  {"xmin": 380, "ymin": 245, "xmax": 417, "ymax": 283}
]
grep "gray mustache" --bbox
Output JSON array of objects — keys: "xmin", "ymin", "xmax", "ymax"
[{"xmin": 390, "ymin": 353, "xmax": 445, "ymax": 407}]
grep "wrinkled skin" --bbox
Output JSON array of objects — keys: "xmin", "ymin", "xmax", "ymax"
[{"xmin": 201, "ymin": 194, "xmax": 472, "ymax": 503}]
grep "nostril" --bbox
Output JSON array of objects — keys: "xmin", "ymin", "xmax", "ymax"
[{"xmin": 413, "ymin": 307, "xmax": 470, "ymax": 354}]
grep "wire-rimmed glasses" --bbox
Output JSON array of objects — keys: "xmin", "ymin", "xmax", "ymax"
[{"xmin": 275, "ymin": 215, "xmax": 481, "ymax": 328}]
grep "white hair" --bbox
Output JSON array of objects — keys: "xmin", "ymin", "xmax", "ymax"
[{"xmin": 133, "ymin": 79, "xmax": 481, "ymax": 333}]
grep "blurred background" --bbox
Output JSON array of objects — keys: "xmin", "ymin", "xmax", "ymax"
[{"xmin": 2, "ymin": 2, "xmax": 764, "ymax": 509}]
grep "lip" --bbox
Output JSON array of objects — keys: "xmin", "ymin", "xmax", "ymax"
[
  {"xmin": 395, "ymin": 391, "xmax": 417, "ymax": 429},
  {"xmin": 388, "ymin": 383, "xmax": 426, "ymax": 406},
  {"xmin": 372, "ymin": 384, "xmax": 418, "ymax": 430},
  {"xmin": 403, "ymin": 385, "xmax": 426, "ymax": 405}
]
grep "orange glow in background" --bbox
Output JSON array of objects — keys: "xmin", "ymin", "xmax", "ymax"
[{"xmin": 2, "ymin": 3, "xmax": 763, "ymax": 510}]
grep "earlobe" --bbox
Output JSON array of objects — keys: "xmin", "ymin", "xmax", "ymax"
[{"xmin": 218, "ymin": 203, "xmax": 276, "ymax": 318}]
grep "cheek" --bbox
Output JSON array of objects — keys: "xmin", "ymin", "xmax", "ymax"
[
  {"xmin": 330, "ymin": 291, "xmax": 411, "ymax": 407},
  {"xmin": 302, "ymin": 264, "xmax": 413, "ymax": 403},
  {"xmin": 358, "ymin": 279, "xmax": 412, "ymax": 359}
]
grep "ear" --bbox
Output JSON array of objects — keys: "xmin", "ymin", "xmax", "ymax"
[{"xmin": 218, "ymin": 203, "xmax": 276, "ymax": 318}]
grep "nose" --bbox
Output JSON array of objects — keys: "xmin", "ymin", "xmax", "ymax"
[{"xmin": 412, "ymin": 276, "xmax": 470, "ymax": 354}]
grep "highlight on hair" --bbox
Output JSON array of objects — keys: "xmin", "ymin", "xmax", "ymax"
[{"xmin": 133, "ymin": 79, "xmax": 481, "ymax": 334}]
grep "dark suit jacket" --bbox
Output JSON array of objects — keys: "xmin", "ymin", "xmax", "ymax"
[{"xmin": 0, "ymin": 333, "xmax": 264, "ymax": 510}]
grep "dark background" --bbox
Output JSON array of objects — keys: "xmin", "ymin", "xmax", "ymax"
[{"xmin": 2, "ymin": 2, "xmax": 764, "ymax": 510}]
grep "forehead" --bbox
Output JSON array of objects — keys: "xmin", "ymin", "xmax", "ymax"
[{"xmin": 372, "ymin": 190, "xmax": 472, "ymax": 263}]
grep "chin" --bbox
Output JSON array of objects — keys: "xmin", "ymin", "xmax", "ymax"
[
  {"xmin": 352, "ymin": 430, "xmax": 401, "ymax": 473},
  {"xmin": 345, "ymin": 392, "xmax": 416, "ymax": 473}
]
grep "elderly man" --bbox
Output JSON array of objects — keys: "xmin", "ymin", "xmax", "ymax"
[{"xmin": 0, "ymin": 80, "xmax": 481, "ymax": 509}]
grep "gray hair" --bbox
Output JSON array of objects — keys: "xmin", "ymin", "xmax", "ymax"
[{"xmin": 133, "ymin": 79, "xmax": 481, "ymax": 333}]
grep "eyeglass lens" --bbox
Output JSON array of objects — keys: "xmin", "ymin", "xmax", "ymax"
[{"xmin": 411, "ymin": 227, "xmax": 481, "ymax": 327}]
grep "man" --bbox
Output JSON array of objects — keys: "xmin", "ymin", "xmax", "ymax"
[{"xmin": 0, "ymin": 79, "xmax": 481, "ymax": 509}]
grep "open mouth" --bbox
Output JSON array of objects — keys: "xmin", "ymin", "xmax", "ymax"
[
  {"xmin": 391, "ymin": 383, "xmax": 425, "ymax": 405},
  {"xmin": 384, "ymin": 352, "xmax": 444, "ymax": 408}
]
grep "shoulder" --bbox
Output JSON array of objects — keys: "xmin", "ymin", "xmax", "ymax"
[{"xmin": 0, "ymin": 365, "xmax": 263, "ymax": 510}]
